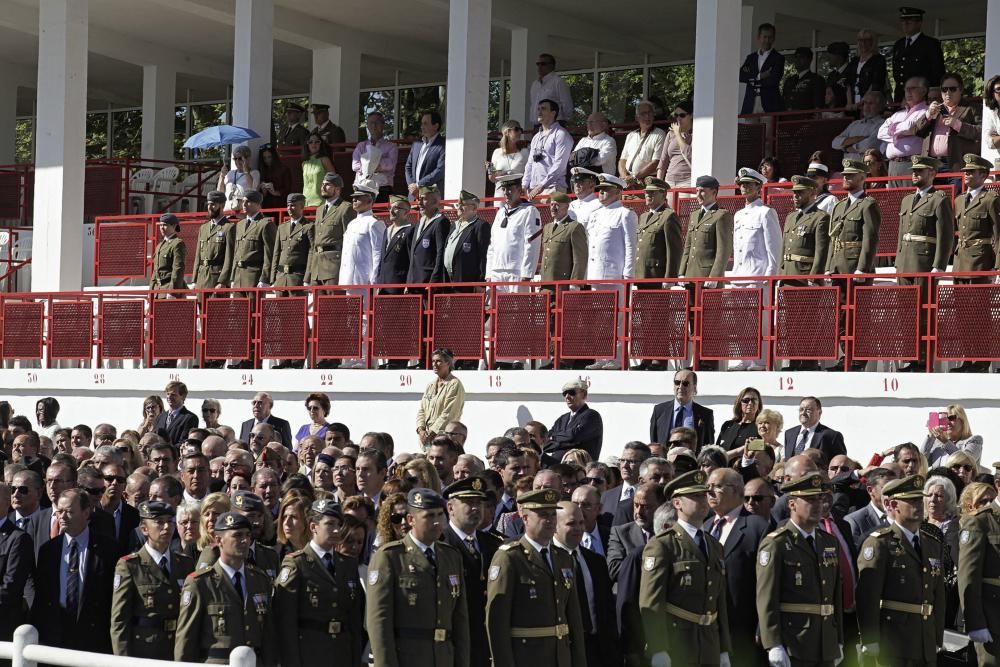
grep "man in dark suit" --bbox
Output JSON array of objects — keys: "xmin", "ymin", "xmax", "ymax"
[
  {"xmin": 377, "ymin": 195, "xmax": 415, "ymax": 295},
  {"xmin": 444, "ymin": 190, "xmax": 491, "ymax": 288},
  {"xmin": 844, "ymin": 467, "xmax": 895, "ymax": 550},
  {"xmin": 238, "ymin": 391, "xmax": 293, "ymax": 449},
  {"xmin": 612, "ymin": 456, "xmax": 671, "ymax": 527},
  {"xmin": 555, "ymin": 500, "xmax": 621, "ymax": 667},
  {"xmin": 443, "ymin": 477, "xmax": 501, "ymax": 667},
  {"xmin": 572, "ymin": 485, "xmax": 611, "ymax": 557},
  {"xmin": 600, "ymin": 442, "xmax": 651, "ymax": 521},
  {"xmin": 649, "ymin": 368, "xmax": 715, "ymax": 450},
  {"xmin": 783, "ymin": 396, "xmax": 846, "ymax": 464},
  {"xmin": 782, "ymin": 47, "xmax": 826, "ymax": 110},
  {"xmin": 704, "ymin": 468, "xmax": 770, "ymax": 666},
  {"xmin": 607, "ymin": 482, "xmax": 663, "ymax": 582},
  {"xmin": 891, "ymin": 6, "xmax": 944, "ymax": 102},
  {"xmin": 97, "ymin": 462, "xmax": 141, "ymax": 557},
  {"xmin": 405, "ymin": 110, "xmax": 446, "ymax": 197},
  {"xmin": 739, "ymin": 22, "xmax": 786, "ymax": 114},
  {"xmin": 153, "ymin": 380, "xmax": 199, "ymax": 446},
  {"xmin": 0, "ymin": 482, "xmax": 33, "ymax": 642},
  {"xmin": 31, "ymin": 488, "xmax": 116, "ymax": 653},
  {"xmin": 543, "ymin": 379, "xmax": 603, "ymax": 466},
  {"xmin": 406, "ymin": 184, "xmax": 449, "ymax": 286}
]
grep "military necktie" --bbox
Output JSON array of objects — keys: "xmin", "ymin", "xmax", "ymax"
[
  {"xmin": 464, "ymin": 536, "xmax": 478, "ymax": 557},
  {"xmin": 806, "ymin": 534, "xmax": 817, "ymax": 554},
  {"xmin": 159, "ymin": 556, "xmax": 170, "ymax": 579},
  {"xmin": 66, "ymin": 539, "xmax": 80, "ymax": 615},
  {"xmin": 966, "ymin": 192, "xmax": 973, "ymax": 207},
  {"xmin": 695, "ymin": 530, "xmax": 709, "ymax": 559},
  {"xmin": 233, "ymin": 570, "xmax": 245, "ymax": 602},
  {"xmin": 540, "ymin": 547, "xmax": 553, "ymax": 574},
  {"xmin": 912, "ymin": 535, "xmax": 922, "ymax": 559},
  {"xmin": 424, "ymin": 547, "xmax": 437, "ymax": 574},
  {"xmin": 323, "ymin": 552, "xmax": 336, "ymax": 578}
]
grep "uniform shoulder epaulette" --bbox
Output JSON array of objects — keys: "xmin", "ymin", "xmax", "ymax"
[
  {"xmin": 765, "ymin": 525, "xmax": 790, "ymax": 540},
  {"xmin": 869, "ymin": 526, "xmax": 893, "ymax": 538},
  {"xmin": 191, "ymin": 568, "xmax": 212, "ymax": 578},
  {"xmin": 119, "ymin": 552, "xmax": 141, "ymax": 562},
  {"xmin": 381, "ymin": 539, "xmax": 405, "ymax": 551},
  {"xmin": 498, "ymin": 543, "xmax": 515, "ymax": 551}
]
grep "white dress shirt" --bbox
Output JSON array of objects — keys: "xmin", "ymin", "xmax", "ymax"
[
  {"xmin": 709, "ymin": 505, "xmax": 743, "ymax": 546},
  {"xmin": 414, "ymin": 133, "xmax": 439, "ymax": 180},
  {"xmin": 486, "ymin": 202, "xmax": 542, "ymax": 279},
  {"xmin": 569, "ymin": 193, "xmax": 602, "ymax": 230},
  {"xmin": 620, "ymin": 128, "xmax": 666, "ymax": 176},
  {"xmin": 339, "ymin": 210, "xmax": 385, "ymax": 286},
  {"xmin": 586, "ymin": 200, "xmax": 637, "ymax": 280},
  {"xmin": 831, "ymin": 115, "xmax": 887, "ymax": 161},
  {"xmin": 581, "ymin": 527, "xmax": 605, "ymax": 556},
  {"xmin": 530, "ymin": 71, "xmax": 574, "ymax": 122},
  {"xmin": 732, "ymin": 198, "xmax": 781, "ymax": 278},
  {"xmin": 574, "ymin": 133, "xmax": 619, "ymax": 174}
]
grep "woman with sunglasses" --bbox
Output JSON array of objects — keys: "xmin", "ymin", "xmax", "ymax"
[
  {"xmin": 944, "ymin": 450, "xmax": 979, "ymax": 487},
  {"xmin": 257, "ymin": 144, "xmax": 292, "ymax": 210},
  {"xmin": 374, "ymin": 491, "xmax": 410, "ymax": 551},
  {"xmin": 295, "ymin": 392, "xmax": 331, "ymax": 447},
  {"xmin": 921, "ymin": 404, "xmax": 983, "ymax": 468},
  {"xmin": 217, "ymin": 144, "xmax": 260, "ymax": 212},
  {"xmin": 487, "ymin": 120, "xmax": 528, "ymax": 185},
  {"xmin": 301, "ymin": 132, "xmax": 335, "ymax": 207},
  {"xmin": 656, "ymin": 100, "xmax": 693, "ymax": 187},
  {"xmin": 716, "ymin": 387, "xmax": 764, "ymax": 452},
  {"xmin": 137, "ymin": 395, "xmax": 164, "ymax": 438}
]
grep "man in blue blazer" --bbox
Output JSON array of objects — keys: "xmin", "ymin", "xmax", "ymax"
[
  {"xmin": 649, "ymin": 369, "xmax": 715, "ymax": 450},
  {"xmin": 739, "ymin": 23, "xmax": 786, "ymax": 114},
  {"xmin": 405, "ymin": 109, "xmax": 446, "ymax": 197}
]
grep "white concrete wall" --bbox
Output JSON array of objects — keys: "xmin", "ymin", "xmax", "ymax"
[{"xmin": 3, "ymin": 369, "xmax": 998, "ymax": 465}]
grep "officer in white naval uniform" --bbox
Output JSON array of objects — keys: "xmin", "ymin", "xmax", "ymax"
[
  {"xmin": 730, "ymin": 167, "xmax": 781, "ymax": 371},
  {"xmin": 584, "ymin": 173, "xmax": 637, "ymax": 370},
  {"xmin": 568, "ymin": 167, "xmax": 603, "ymax": 230},
  {"xmin": 339, "ymin": 182, "xmax": 385, "ymax": 368}
]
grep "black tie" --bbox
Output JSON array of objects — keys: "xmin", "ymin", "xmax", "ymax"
[
  {"xmin": 806, "ymin": 534, "xmax": 817, "ymax": 554},
  {"xmin": 159, "ymin": 556, "xmax": 170, "ymax": 579},
  {"xmin": 912, "ymin": 536, "xmax": 922, "ymax": 559},
  {"xmin": 233, "ymin": 571, "xmax": 245, "ymax": 602},
  {"xmin": 696, "ymin": 530, "xmax": 709, "ymax": 559},
  {"xmin": 66, "ymin": 539, "xmax": 80, "ymax": 615},
  {"xmin": 795, "ymin": 429, "xmax": 809, "ymax": 455},
  {"xmin": 322, "ymin": 203, "xmax": 330, "ymax": 219},
  {"xmin": 673, "ymin": 406, "xmax": 683, "ymax": 430},
  {"xmin": 323, "ymin": 552, "xmax": 336, "ymax": 578},
  {"xmin": 465, "ymin": 536, "xmax": 478, "ymax": 557},
  {"xmin": 912, "ymin": 192, "xmax": 922, "ymax": 212},
  {"xmin": 424, "ymin": 547, "xmax": 437, "ymax": 573},
  {"xmin": 16, "ymin": 517, "xmax": 28, "ymax": 531},
  {"xmin": 711, "ymin": 517, "xmax": 726, "ymax": 541},
  {"xmin": 966, "ymin": 192, "xmax": 973, "ymax": 207},
  {"xmin": 575, "ymin": 554, "xmax": 594, "ymax": 634},
  {"xmin": 247, "ymin": 548, "xmax": 256, "ymax": 567},
  {"xmin": 540, "ymin": 547, "xmax": 553, "ymax": 574}
]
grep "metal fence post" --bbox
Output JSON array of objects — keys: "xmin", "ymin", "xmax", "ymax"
[
  {"xmin": 13, "ymin": 624, "xmax": 38, "ymax": 667},
  {"xmin": 228, "ymin": 645, "xmax": 256, "ymax": 667}
]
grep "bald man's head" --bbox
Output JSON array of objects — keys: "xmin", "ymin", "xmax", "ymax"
[{"xmin": 783, "ymin": 454, "xmax": 819, "ymax": 482}]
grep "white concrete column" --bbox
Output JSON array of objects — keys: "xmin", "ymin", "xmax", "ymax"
[
  {"xmin": 691, "ymin": 0, "xmax": 741, "ymax": 183},
  {"xmin": 509, "ymin": 27, "xmax": 546, "ymax": 127},
  {"xmin": 31, "ymin": 0, "xmax": 88, "ymax": 292},
  {"xmin": 310, "ymin": 45, "xmax": 362, "ymax": 142},
  {"xmin": 140, "ymin": 64, "xmax": 176, "ymax": 160},
  {"xmin": 987, "ymin": 3, "xmax": 1000, "ymax": 86},
  {"xmin": 443, "ymin": 0, "xmax": 492, "ymax": 199},
  {"xmin": 231, "ymin": 0, "xmax": 273, "ymax": 163},
  {"xmin": 0, "ymin": 74, "xmax": 17, "ymax": 164}
]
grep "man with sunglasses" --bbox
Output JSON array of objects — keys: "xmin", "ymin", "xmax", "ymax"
[
  {"xmin": 543, "ymin": 380, "xmax": 603, "ymax": 466},
  {"xmin": 650, "ymin": 368, "xmax": 716, "ymax": 450},
  {"xmin": 530, "ymin": 53, "xmax": 573, "ymax": 124},
  {"xmin": 0, "ymin": 481, "xmax": 32, "ymax": 644},
  {"xmin": 99, "ymin": 462, "xmax": 140, "ymax": 557},
  {"xmin": 743, "ymin": 478, "xmax": 777, "ymax": 523}
]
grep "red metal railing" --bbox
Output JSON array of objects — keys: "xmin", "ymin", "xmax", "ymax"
[{"xmin": 2, "ymin": 270, "xmax": 999, "ymax": 371}]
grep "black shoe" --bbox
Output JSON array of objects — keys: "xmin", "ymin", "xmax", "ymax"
[
  {"xmin": 151, "ymin": 359, "xmax": 177, "ymax": 368},
  {"xmin": 227, "ymin": 360, "xmax": 253, "ymax": 369},
  {"xmin": 848, "ymin": 361, "xmax": 868, "ymax": 372},
  {"xmin": 378, "ymin": 360, "xmax": 407, "ymax": 370},
  {"xmin": 968, "ymin": 361, "xmax": 991, "ymax": 373},
  {"xmin": 898, "ymin": 362, "xmax": 924, "ymax": 373},
  {"xmin": 272, "ymin": 361, "xmax": 289, "ymax": 369},
  {"xmin": 949, "ymin": 363, "xmax": 970, "ymax": 373},
  {"xmin": 201, "ymin": 359, "xmax": 225, "ymax": 369},
  {"xmin": 826, "ymin": 359, "xmax": 845, "ymax": 372},
  {"xmin": 633, "ymin": 361, "xmax": 651, "ymax": 371},
  {"xmin": 287, "ymin": 360, "xmax": 304, "ymax": 369},
  {"xmin": 495, "ymin": 361, "xmax": 524, "ymax": 370},
  {"xmin": 315, "ymin": 359, "xmax": 341, "ymax": 369}
]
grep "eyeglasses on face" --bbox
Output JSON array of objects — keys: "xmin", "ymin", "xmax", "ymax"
[
  {"xmin": 741, "ymin": 396, "xmax": 759, "ymax": 404},
  {"xmin": 673, "ymin": 380, "xmax": 691, "ymax": 387},
  {"xmin": 103, "ymin": 475, "xmax": 126, "ymax": 484},
  {"xmin": 745, "ymin": 494, "xmax": 773, "ymax": 503},
  {"xmin": 83, "ymin": 486, "xmax": 106, "ymax": 496},
  {"xmin": 828, "ymin": 465, "xmax": 851, "ymax": 474},
  {"xmin": 584, "ymin": 477, "xmax": 605, "ymax": 486},
  {"xmin": 940, "ymin": 86, "xmax": 959, "ymax": 93}
]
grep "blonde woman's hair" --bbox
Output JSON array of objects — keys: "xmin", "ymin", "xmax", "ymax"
[
  {"xmin": 958, "ymin": 481, "xmax": 996, "ymax": 517},
  {"xmin": 946, "ymin": 404, "xmax": 973, "ymax": 441},
  {"xmin": 755, "ymin": 408, "xmax": 784, "ymax": 433},
  {"xmin": 500, "ymin": 120, "xmax": 522, "ymax": 155}
]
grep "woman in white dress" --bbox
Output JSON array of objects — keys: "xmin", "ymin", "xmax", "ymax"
[
  {"xmin": 216, "ymin": 144, "xmax": 259, "ymax": 211},
  {"xmin": 486, "ymin": 120, "xmax": 528, "ymax": 205}
]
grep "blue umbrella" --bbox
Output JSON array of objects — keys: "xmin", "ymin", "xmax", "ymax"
[{"xmin": 182, "ymin": 125, "xmax": 260, "ymax": 149}]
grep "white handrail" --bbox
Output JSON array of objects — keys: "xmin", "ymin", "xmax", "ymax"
[{"xmin": 3, "ymin": 626, "xmax": 255, "ymax": 667}]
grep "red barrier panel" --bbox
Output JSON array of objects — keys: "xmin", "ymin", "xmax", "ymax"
[
  {"xmin": 773, "ymin": 286, "xmax": 839, "ymax": 360},
  {"xmin": 261, "ymin": 297, "xmax": 308, "ymax": 360},
  {"xmin": 100, "ymin": 300, "xmax": 144, "ymax": 360},
  {"xmin": 150, "ymin": 298, "xmax": 197, "ymax": 360},
  {"xmin": 700, "ymin": 287, "xmax": 762, "ymax": 360},
  {"xmin": 96, "ymin": 223, "xmax": 148, "ymax": 280},
  {"xmin": 432, "ymin": 293, "xmax": 485, "ymax": 360},
  {"xmin": 560, "ymin": 289, "xmax": 618, "ymax": 360},
  {"xmin": 204, "ymin": 297, "xmax": 250, "ymax": 361},
  {"xmin": 49, "ymin": 301, "xmax": 93, "ymax": 359},
  {"xmin": 737, "ymin": 123, "xmax": 767, "ymax": 171},
  {"xmin": 315, "ymin": 294, "xmax": 364, "ymax": 360},
  {"xmin": 629, "ymin": 288, "xmax": 688, "ymax": 360},
  {"xmin": 852, "ymin": 285, "xmax": 920, "ymax": 360},
  {"xmin": 1, "ymin": 301, "xmax": 43, "ymax": 359},
  {"xmin": 371, "ymin": 294, "xmax": 420, "ymax": 360},
  {"xmin": 178, "ymin": 222, "xmax": 202, "ymax": 277},
  {"xmin": 935, "ymin": 284, "xmax": 1000, "ymax": 361},
  {"xmin": 84, "ymin": 165, "xmax": 126, "ymax": 220},
  {"xmin": 774, "ymin": 117, "xmax": 853, "ymax": 177},
  {"xmin": 493, "ymin": 291, "xmax": 549, "ymax": 361}
]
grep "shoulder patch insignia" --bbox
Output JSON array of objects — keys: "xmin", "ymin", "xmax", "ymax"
[
  {"xmin": 113, "ymin": 574, "xmax": 121, "ymax": 589},
  {"xmin": 181, "ymin": 590, "xmax": 192, "ymax": 607},
  {"xmin": 489, "ymin": 565, "xmax": 500, "ymax": 581},
  {"xmin": 863, "ymin": 546, "xmax": 875, "ymax": 561},
  {"xmin": 499, "ymin": 543, "xmax": 514, "ymax": 551},
  {"xmin": 279, "ymin": 567, "xmax": 290, "ymax": 584},
  {"xmin": 368, "ymin": 570, "xmax": 380, "ymax": 586},
  {"xmin": 644, "ymin": 556, "xmax": 656, "ymax": 572},
  {"xmin": 960, "ymin": 530, "xmax": 971, "ymax": 545},
  {"xmin": 758, "ymin": 550, "xmax": 771, "ymax": 566}
]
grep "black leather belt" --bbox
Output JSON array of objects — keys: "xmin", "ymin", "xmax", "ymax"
[
  {"xmin": 279, "ymin": 265, "xmax": 305, "ymax": 274},
  {"xmin": 132, "ymin": 617, "xmax": 176, "ymax": 631},
  {"xmin": 299, "ymin": 618, "xmax": 346, "ymax": 635},
  {"xmin": 315, "ymin": 244, "xmax": 340, "ymax": 252},
  {"xmin": 395, "ymin": 628, "xmax": 450, "ymax": 642}
]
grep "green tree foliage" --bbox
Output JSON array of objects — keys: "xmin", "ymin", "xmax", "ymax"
[
  {"xmin": 14, "ymin": 119, "xmax": 32, "ymax": 164},
  {"xmin": 359, "ymin": 90, "xmax": 395, "ymax": 138},
  {"xmin": 649, "ymin": 64, "xmax": 695, "ymax": 119},
  {"xmin": 599, "ymin": 69, "xmax": 644, "ymax": 124}
]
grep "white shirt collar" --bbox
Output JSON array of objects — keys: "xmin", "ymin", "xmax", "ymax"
[
  {"xmin": 967, "ymin": 186, "xmax": 984, "ymax": 199},
  {"xmin": 744, "ymin": 198, "xmax": 764, "ymax": 209},
  {"xmin": 422, "ymin": 133, "xmax": 439, "ymax": 145},
  {"xmin": 871, "ymin": 502, "xmax": 886, "ymax": 520},
  {"xmin": 848, "ymin": 190, "xmax": 865, "ymax": 203},
  {"xmin": 65, "ymin": 526, "xmax": 90, "ymax": 551},
  {"xmin": 144, "ymin": 542, "xmax": 169, "ymax": 565},
  {"xmin": 676, "ymin": 518, "xmax": 700, "ymax": 540},
  {"xmin": 449, "ymin": 522, "xmax": 476, "ymax": 543},
  {"xmin": 309, "ymin": 540, "xmax": 333, "ymax": 560},
  {"xmin": 217, "ymin": 558, "xmax": 246, "ymax": 582},
  {"xmin": 894, "ymin": 521, "xmax": 917, "ymax": 542},
  {"xmin": 789, "ymin": 519, "xmax": 816, "ymax": 540},
  {"xmin": 409, "ymin": 534, "xmax": 435, "ymax": 555},
  {"xmin": 917, "ymin": 185, "xmax": 935, "ymax": 196},
  {"xmin": 758, "ymin": 48, "xmax": 773, "ymax": 58},
  {"xmin": 523, "ymin": 534, "xmax": 551, "ymax": 553}
]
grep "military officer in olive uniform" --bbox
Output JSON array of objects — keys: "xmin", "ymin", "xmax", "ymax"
[
  {"xmin": 756, "ymin": 472, "xmax": 844, "ymax": 667},
  {"xmin": 111, "ymin": 501, "xmax": 196, "ymax": 659},
  {"xmin": 277, "ymin": 103, "xmax": 310, "ymax": 148},
  {"xmin": 192, "ymin": 190, "xmax": 235, "ymax": 290},
  {"xmin": 953, "ymin": 154, "xmax": 1000, "ymax": 284},
  {"xmin": 231, "ymin": 190, "xmax": 277, "ymax": 291},
  {"xmin": 635, "ymin": 176, "xmax": 683, "ymax": 284},
  {"xmin": 197, "ymin": 492, "xmax": 280, "ymax": 579},
  {"xmin": 891, "ymin": 7, "xmax": 944, "ymax": 103},
  {"xmin": 269, "ymin": 192, "xmax": 313, "ymax": 292},
  {"xmin": 486, "ymin": 488, "xmax": 587, "ymax": 667},
  {"xmin": 856, "ymin": 474, "xmax": 945, "ymax": 667},
  {"xmin": 825, "ymin": 159, "xmax": 881, "ymax": 372},
  {"xmin": 895, "ymin": 155, "xmax": 954, "ymax": 371},
  {"xmin": 639, "ymin": 470, "xmax": 732, "ymax": 667},
  {"xmin": 780, "ymin": 175, "xmax": 830, "ymax": 283},
  {"xmin": 174, "ymin": 512, "xmax": 276, "ymax": 666},
  {"xmin": 368, "ymin": 488, "xmax": 470, "ymax": 667},
  {"xmin": 150, "ymin": 213, "xmax": 187, "ymax": 293},
  {"xmin": 679, "ymin": 175, "xmax": 734, "ymax": 284},
  {"xmin": 957, "ymin": 476, "xmax": 1000, "ymax": 666},
  {"xmin": 272, "ymin": 499, "xmax": 364, "ymax": 667},
  {"xmin": 541, "ymin": 192, "xmax": 588, "ymax": 283},
  {"xmin": 305, "ymin": 172, "xmax": 356, "ymax": 289}
]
